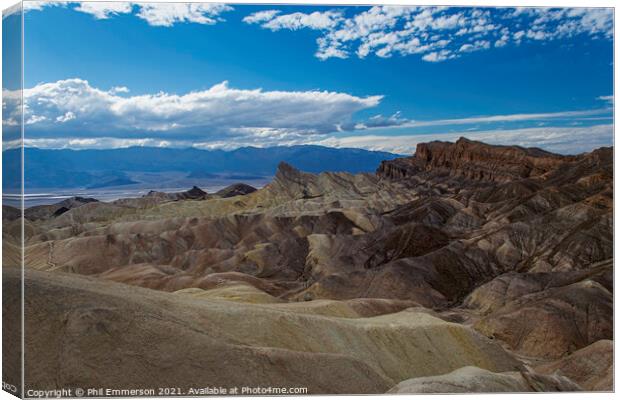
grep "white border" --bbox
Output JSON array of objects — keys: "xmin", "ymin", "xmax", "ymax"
[{"xmin": 0, "ymin": 1, "xmax": 617, "ymax": 400}]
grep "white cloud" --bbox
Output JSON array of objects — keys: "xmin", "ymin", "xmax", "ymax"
[
  {"xmin": 4, "ymin": 78, "xmax": 383, "ymax": 140},
  {"xmin": 73, "ymin": 2, "xmax": 133, "ymax": 19},
  {"xmin": 597, "ymin": 95, "xmax": 613, "ymax": 105},
  {"xmin": 522, "ymin": 8, "xmax": 614, "ymax": 41},
  {"xmin": 21, "ymin": 1, "xmax": 234, "ymax": 26},
  {"xmin": 351, "ymin": 112, "xmax": 410, "ymax": 130},
  {"xmin": 20, "ymin": 137, "xmax": 176, "ymax": 150},
  {"xmin": 5, "ymin": 77, "xmax": 611, "ymax": 154},
  {"xmin": 17, "ymin": 124, "xmax": 612, "ymax": 156},
  {"xmin": 495, "ymin": 37, "xmax": 508, "ymax": 47},
  {"xmin": 19, "ymin": 3, "xmax": 615, "ymax": 56},
  {"xmin": 315, "ymin": 37, "xmax": 348, "ymax": 60},
  {"xmin": 6, "ymin": 79, "xmax": 610, "ymax": 146},
  {"xmin": 109, "ymin": 86, "xmax": 130, "ymax": 94},
  {"xmin": 422, "ymin": 50, "xmax": 454, "ymax": 62},
  {"xmin": 513, "ymin": 30, "xmax": 526, "ymax": 40},
  {"xmin": 242, "ymin": 10, "xmax": 280, "ymax": 24},
  {"xmin": 314, "ymin": 124, "xmax": 613, "ymax": 155},
  {"xmin": 244, "ymin": 6, "xmax": 613, "ymax": 62},
  {"xmin": 22, "ymin": 1, "xmax": 71, "ymax": 12},
  {"xmin": 381, "ymin": 108, "xmax": 612, "ymax": 131},
  {"xmin": 135, "ymin": 3, "xmax": 233, "ymax": 27},
  {"xmin": 459, "ymin": 40, "xmax": 490, "ymax": 53},
  {"xmin": 245, "ymin": 10, "xmax": 343, "ymax": 31},
  {"xmin": 26, "ymin": 115, "xmax": 47, "ymax": 125},
  {"xmin": 56, "ymin": 111, "xmax": 76, "ymax": 123}
]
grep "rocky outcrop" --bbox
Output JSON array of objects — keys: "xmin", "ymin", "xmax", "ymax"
[
  {"xmin": 474, "ymin": 279, "xmax": 612, "ymax": 359},
  {"xmin": 414, "ymin": 137, "xmax": 571, "ymax": 181},
  {"xmin": 535, "ymin": 340, "xmax": 613, "ymax": 391},
  {"xmin": 176, "ymin": 185, "xmax": 208, "ymax": 200},
  {"xmin": 378, "ymin": 137, "xmax": 573, "ymax": 182},
  {"xmin": 144, "ymin": 186, "xmax": 208, "ymax": 201},
  {"xmin": 388, "ymin": 366, "xmax": 581, "ymax": 393},
  {"xmin": 463, "ymin": 262, "xmax": 612, "ymax": 314},
  {"xmin": 2, "ymin": 205, "xmax": 20, "ymax": 221},
  {"xmin": 112, "ymin": 186, "xmax": 209, "ymax": 209},
  {"xmin": 215, "ymin": 183, "xmax": 257, "ymax": 198},
  {"xmin": 376, "ymin": 157, "xmax": 419, "ymax": 180},
  {"xmin": 23, "ymin": 196, "xmax": 98, "ymax": 220}
]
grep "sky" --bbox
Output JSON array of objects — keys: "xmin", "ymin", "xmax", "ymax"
[{"xmin": 2, "ymin": 2, "xmax": 615, "ymax": 154}]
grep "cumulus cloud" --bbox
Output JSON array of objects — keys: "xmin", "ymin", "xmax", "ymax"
[
  {"xmin": 245, "ymin": 10, "xmax": 343, "ymax": 31},
  {"xmin": 109, "ymin": 86, "xmax": 130, "ymax": 94},
  {"xmin": 22, "ymin": 1, "xmax": 233, "ymax": 26},
  {"xmin": 6, "ymin": 78, "xmax": 611, "ymax": 148},
  {"xmin": 242, "ymin": 10, "xmax": 280, "ymax": 24},
  {"xmin": 459, "ymin": 40, "xmax": 490, "ymax": 53},
  {"xmin": 73, "ymin": 2, "xmax": 133, "ymax": 19},
  {"xmin": 135, "ymin": 3, "xmax": 233, "ymax": 27},
  {"xmin": 56, "ymin": 111, "xmax": 76, "ymax": 123},
  {"xmin": 26, "ymin": 115, "xmax": 47, "ymax": 125},
  {"xmin": 21, "ymin": 4, "xmax": 613, "ymax": 61},
  {"xmin": 5, "ymin": 77, "xmax": 611, "ymax": 153},
  {"xmin": 22, "ymin": 1, "xmax": 72, "ymax": 12},
  {"xmin": 244, "ymin": 6, "xmax": 613, "ymax": 62},
  {"xmin": 4, "ymin": 78, "xmax": 384, "ymax": 141},
  {"xmin": 422, "ymin": 50, "xmax": 455, "ymax": 62}
]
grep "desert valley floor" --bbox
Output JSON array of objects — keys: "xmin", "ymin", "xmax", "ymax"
[{"xmin": 2, "ymin": 138, "xmax": 613, "ymax": 394}]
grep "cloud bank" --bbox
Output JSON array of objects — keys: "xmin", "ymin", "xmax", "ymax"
[
  {"xmin": 3, "ymin": 78, "xmax": 383, "ymax": 138},
  {"xmin": 4, "ymin": 78, "xmax": 611, "ymax": 155},
  {"xmin": 6, "ymin": 124, "xmax": 612, "ymax": 156}
]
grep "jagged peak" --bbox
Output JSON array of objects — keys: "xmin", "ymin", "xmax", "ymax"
[
  {"xmin": 275, "ymin": 161, "xmax": 313, "ymax": 182},
  {"xmin": 276, "ymin": 161, "xmax": 298, "ymax": 173},
  {"xmin": 187, "ymin": 185, "xmax": 207, "ymax": 195}
]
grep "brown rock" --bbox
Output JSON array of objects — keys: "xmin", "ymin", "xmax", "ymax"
[{"xmin": 535, "ymin": 340, "xmax": 613, "ymax": 391}]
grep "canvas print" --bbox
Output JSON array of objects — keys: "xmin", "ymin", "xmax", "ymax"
[{"xmin": 2, "ymin": 1, "xmax": 614, "ymax": 397}]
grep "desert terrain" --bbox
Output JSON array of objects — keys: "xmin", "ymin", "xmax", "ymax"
[{"xmin": 3, "ymin": 137, "xmax": 613, "ymax": 394}]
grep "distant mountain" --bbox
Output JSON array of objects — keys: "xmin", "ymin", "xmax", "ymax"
[
  {"xmin": 2, "ymin": 145, "xmax": 403, "ymax": 189},
  {"xmin": 86, "ymin": 177, "xmax": 139, "ymax": 189}
]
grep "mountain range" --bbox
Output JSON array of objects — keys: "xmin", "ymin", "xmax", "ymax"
[{"xmin": 2, "ymin": 145, "xmax": 401, "ymax": 189}]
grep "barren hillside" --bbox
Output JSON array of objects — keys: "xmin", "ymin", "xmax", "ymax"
[{"xmin": 3, "ymin": 137, "xmax": 613, "ymax": 393}]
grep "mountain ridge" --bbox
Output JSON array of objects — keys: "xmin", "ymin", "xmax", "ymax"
[
  {"xmin": 3, "ymin": 145, "xmax": 403, "ymax": 189},
  {"xmin": 378, "ymin": 136, "xmax": 587, "ymax": 182}
]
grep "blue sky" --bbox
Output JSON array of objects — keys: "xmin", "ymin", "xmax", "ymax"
[{"xmin": 2, "ymin": 2, "xmax": 614, "ymax": 154}]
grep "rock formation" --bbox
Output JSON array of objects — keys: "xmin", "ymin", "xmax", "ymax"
[
  {"xmin": 215, "ymin": 183, "xmax": 257, "ymax": 198},
  {"xmin": 6, "ymin": 137, "xmax": 613, "ymax": 393},
  {"xmin": 21, "ymin": 196, "xmax": 99, "ymax": 221},
  {"xmin": 378, "ymin": 137, "xmax": 573, "ymax": 182}
]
